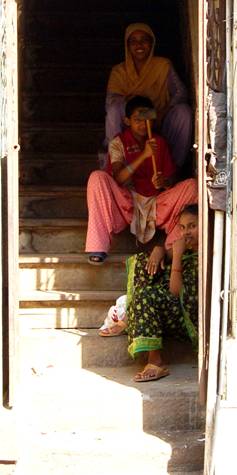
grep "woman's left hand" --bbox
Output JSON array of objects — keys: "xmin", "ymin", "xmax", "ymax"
[{"xmin": 146, "ymin": 245, "xmax": 165, "ymax": 275}]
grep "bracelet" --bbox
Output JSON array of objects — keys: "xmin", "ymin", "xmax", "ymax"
[
  {"xmin": 171, "ymin": 268, "xmax": 182, "ymax": 272},
  {"xmin": 126, "ymin": 164, "xmax": 134, "ymax": 174}
]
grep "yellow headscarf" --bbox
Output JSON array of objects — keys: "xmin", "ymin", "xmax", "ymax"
[{"xmin": 107, "ymin": 23, "xmax": 171, "ymax": 125}]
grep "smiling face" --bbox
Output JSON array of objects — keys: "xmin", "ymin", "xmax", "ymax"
[
  {"xmin": 127, "ymin": 30, "xmax": 153, "ymax": 63},
  {"xmin": 179, "ymin": 212, "xmax": 198, "ymax": 250},
  {"xmin": 125, "ymin": 107, "xmax": 150, "ymax": 142}
]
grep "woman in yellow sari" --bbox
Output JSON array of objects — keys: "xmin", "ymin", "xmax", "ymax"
[{"xmin": 105, "ymin": 23, "xmax": 192, "ymax": 169}]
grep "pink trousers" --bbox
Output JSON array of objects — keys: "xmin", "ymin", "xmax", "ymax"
[{"xmin": 85, "ymin": 171, "xmax": 198, "ymax": 253}]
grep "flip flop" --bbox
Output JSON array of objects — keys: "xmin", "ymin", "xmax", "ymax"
[
  {"xmin": 134, "ymin": 364, "xmax": 170, "ymax": 382},
  {"xmin": 88, "ymin": 252, "xmax": 107, "ymax": 265},
  {"xmin": 99, "ymin": 321, "xmax": 127, "ymax": 337}
]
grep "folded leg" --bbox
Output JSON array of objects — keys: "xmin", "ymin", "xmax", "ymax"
[{"xmin": 85, "ymin": 170, "xmax": 133, "ymax": 253}]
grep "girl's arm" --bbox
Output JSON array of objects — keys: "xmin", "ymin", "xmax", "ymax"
[
  {"xmin": 112, "ymin": 139, "xmax": 158, "ymax": 186},
  {"xmin": 145, "ymin": 244, "xmax": 165, "ymax": 275},
  {"xmin": 169, "ymin": 238, "xmax": 186, "ymax": 296},
  {"xmin": 145, "ymin": 230, "xmax": 167, "ymax": 275}
]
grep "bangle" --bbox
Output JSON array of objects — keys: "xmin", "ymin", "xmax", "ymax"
[
  {"xmin": 171, "ymin": 268, "xmax": 182, "ymax": 272},
  {"xmin": 126, "ymin": 164, "xmax": 134, "ymax": 174}
]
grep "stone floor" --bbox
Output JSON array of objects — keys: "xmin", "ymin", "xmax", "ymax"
[{"xmin": 1, "ymin": 330, "xmax": 204, "ymax": 475}]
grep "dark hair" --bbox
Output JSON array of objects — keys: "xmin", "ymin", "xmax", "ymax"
[
  {"xmin": 125, "ymin": 95, "xmax": 154, "ymax": 118},
  {"xmin": 180, "ymin": 203, "xmax": 198, "ymax": 217}
]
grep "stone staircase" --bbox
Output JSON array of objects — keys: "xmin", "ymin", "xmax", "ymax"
[
  {"xmin": 16, "ymin": 329, "xmax": 205, "ymax": 474},
  {"xmin": 18, "ymin": 0, "xmax": 185, "ymax": 336},
  {"xmin": 18, "ymin": 0, "xmax": 189, "ymax": 326},
  {"xmin": 17, "ymin": 1, "xmax": 204, "ymax": 473},
  {"xmin": 19, "ymin": 0, "xmax": 186, "ymax": 187}
]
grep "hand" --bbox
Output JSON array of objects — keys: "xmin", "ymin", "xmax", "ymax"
[
  {"xmin": 146, "ymin": 245, "xmax": 165, "ymax": 275},
  {"xmin": 152, "ymin": 172, "xmax": 166, "ymax": 189},
  {"xmin": 142, "ymin": 139, "xmax": 158, "ymax": 159},
  {"xmin": 172, "ymin": 238, "xmax": 186, "ymax": 259}
]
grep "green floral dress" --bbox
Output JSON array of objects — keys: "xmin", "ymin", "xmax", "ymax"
[{"xmin": 126, "ymin": 251, "xmax": 198, "ymax": 358}]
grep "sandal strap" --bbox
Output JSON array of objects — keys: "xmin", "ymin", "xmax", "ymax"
[
  {"xmin": 116, "ymin": 320, "xmax": 127, "ymax": 329},
  {"xmin": 99, "ymin": 321, "xmax": 127, "ymax": 337},
  {"xmin": 144, "ymin": 364, "xmax": 169, "ymax": 373},
  {"xmin": 143, "ymin": 363, "xmax": 160, "ymax": 371},
  {"xmin": 136, "ymin": 364, "xmax": 169, "ymax": 379}
]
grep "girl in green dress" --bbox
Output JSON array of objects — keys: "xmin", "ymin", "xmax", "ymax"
[{"xmin": 126, "ymin": 203, "xmax": 198, "ymax": 382}]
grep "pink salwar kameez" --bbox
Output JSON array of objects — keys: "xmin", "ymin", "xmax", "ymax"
[{"xmin": 85, "ymin": 170, "xmax": 198, "ymax": 253}]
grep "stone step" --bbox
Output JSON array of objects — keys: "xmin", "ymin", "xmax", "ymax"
[
  {"xmin": 15, "ymin": 423, "xmax": 204, "ymax": 475},
  {"xmin": 20, "ymin": 123, "xmax": 104, "ymax": 154},
  {"xmin": 16, "ymin": 425, "xmax": 204, "ymax": 475},
  {"xmin": 173, "ymin": 473, "xmax": 203, "ymax": 475},
  {"xmin": 62, "ymin": 330, "xmax": 197, "ymax": 368},
  {"xmin": 19, "ymin": 186, "xmax": 87, "ymax": 218},
  {"xmin": 19, "ymin": 218, "xmax": 137, "ymax": 253},
  {"xmin": 19, "ymin": 153, "xmax": 98, "ymax": 186},
  {"xmin": 21, "ymin": 3, "xmax": 179, "ymax": 56},
  {"xmin": 18, "ymin": 331, "xmax": 204, "ymax": 432},
  {"xmin": 18, "ymin": 308, "xmax": 198, "ymax": 382},
  {"xmin": 19, "ymin": 289, "xmax": 123, "ymax": 329},
  {"xmin": 22, "ymin": 65, "xmax": 111, "ymax": 94},
  {"xmin": 18, "ymin": 324, "xmax": 198, "ymax": 367},
  {"xmin": 21, "ymin": 92, "xmax": 105, "ymax": 123},
  {"xmin": 20, "ymin": 38, "xmax": 175, "ymax": 72},
  {"xmin": 19, "ymin": 253, "xmax": 128, "ymax": 292},
  {"xmin": 21, "ymin": 39, "xmax": 123, "ymax": 67},
  {"xmin": 16, "ymin": 428, "xmax": 204, "ymax": 475},
  {"xmin": 22, "ymin": 12, "xmax": 162, "ymax": 42},
  {"xmin": 17, "ymin": 356, "xmax": 205, "ymax": 472},
  {"xmin": 24, "ymin": 0, "xmax": 161, "ymax": 13}
]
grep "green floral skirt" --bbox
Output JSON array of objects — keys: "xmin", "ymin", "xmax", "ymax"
[{"xmin": 126, "ymin": 252, "xmax": 198, "ymax": 358}]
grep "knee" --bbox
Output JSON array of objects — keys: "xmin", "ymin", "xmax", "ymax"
[
  {"xmin": 87, "ymin": 170, "xmax": 108, "ymax": 188},
  {"xmin": 106, "ymin": 98, "xmax": 125, "ymax": 119},
  {"xmin": 165, "ymin": 103, "xmax": 192, "ymax": 127},
  {"xmin": 186, "ymin": 177, "xmax": 198, "ymax": 188},
  {"xmin": 106, "ymin": 101, "xmax": 118, "ymax": 117},
  {"xmin": 183, "ymin": 177, "xmax": 198, "ymax": 195}
]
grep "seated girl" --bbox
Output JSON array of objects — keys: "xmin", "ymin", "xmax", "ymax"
[
  {"xmin": 86, "ymin": 95, "xmax": 197, "ymax": 265},
  {"xmin": 99, "ymin": 204, "xmax": 198, "ymax": 383}
]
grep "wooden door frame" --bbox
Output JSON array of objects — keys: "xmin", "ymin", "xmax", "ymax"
[
  {"xmin": 0, "ymin": 0, "xmax": 19, "ymax": 461},
  {"xmin": 196, "ymin": 0, "xmax": 210, "ymax": 405}
]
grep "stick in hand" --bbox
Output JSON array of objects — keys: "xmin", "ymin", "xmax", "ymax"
[{"xmin": 146, "ymin": 119, "xmax": 157, "ymax": 176}]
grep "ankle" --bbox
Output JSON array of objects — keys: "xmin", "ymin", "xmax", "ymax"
[{"xmin": 148, "ymin": 350, "xmax": 163, "ymax": 367}]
